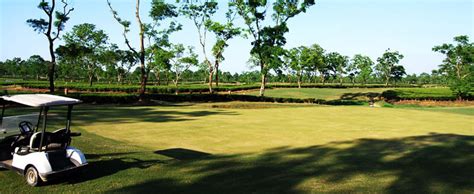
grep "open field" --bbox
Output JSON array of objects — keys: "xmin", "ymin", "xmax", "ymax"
[
  {"xmin": 0, "ymin": 103, "xmax": 472, "ymax": 193},
  {"xmin": 247, "ymin": 87, "xmax": 473, "ymax": 101},
  {"xmin": 246, "ymin": 88, "xmax": 392, "ymax": 100},
  {"xmin": 394, "ymin": 105, "xmax": 474, "ymax": 116}
]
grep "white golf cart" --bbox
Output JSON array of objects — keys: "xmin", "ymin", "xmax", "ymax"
[{"xmin": 0, "ymin": 94, "xmax": 87, "ymax": 186}]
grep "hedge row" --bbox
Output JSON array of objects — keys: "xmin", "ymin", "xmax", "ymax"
[
  {"xmin": 4, "ymin": 89, "xmax": 470, "ymax": 105},
  {"xmin": 18, "ymin": 83, "xmax": 263, "ymax": 93},
  {"xmin": 381, "ymin": 88, "xmax": 474, "ymax": 101},
  {"xmin": 7, "ymin": 81, "xmax": 422, "ymax": 94},
  {"xmin": 65, "ymin": 93, "xmax": 365, "ymax": 105}
]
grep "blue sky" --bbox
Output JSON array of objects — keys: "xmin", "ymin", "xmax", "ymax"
[{"xmin": 1, "ymin": 0, "xmax": 473, "ymax": 74}]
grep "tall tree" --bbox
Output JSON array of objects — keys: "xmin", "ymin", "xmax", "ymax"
[
  {"xmin": 351, "ymin": 54, "xmax": 374, "ymax": 85},
  {"xmin": 345, "ymin": 63, "xmax": 357, "ymax": 86},
  {"xmin": 301, "ymin": 44, "xmax": 327, "ymax": 84},
  {"xmin": 375, "ymin": 49, "xmax": 404, "ymax": 86},
  {"xmin": 206, "ymin": 6, "xmax": 242, "ymax": 87},
  {"xmin": 180, "ymin": 1, "xmax": 218, "ymax": 92},
  {"xmin": 169, "ymin": 44, "xmax": 199, "ymax": 87},
  {"xmin": 433, "ymin": 35, "xmax": 474, "ymax": 100},
  {"xmin": 104, "ymin": 45, "xmax": 137, "ymax": 84},
  {"xmin": 232, "ymin": 0, "xmax": 315, "ymax": 96},
  {"xmin": 418, "ymin": 72, "xmax": 431, "ymax": 85},
  {"xmin": 2, "ymin": 58, "xmax": 24, "ymax": 77},
  {"xmin": 325, "ymin": 52, "xmax": 349, "ymax": 85},
  {"xmin": 285, "ymin": 47, "xmax": 304, "ymax": 88},
  {"xmin": 56, "ymin": 44, "xmax": 85, "ymax": 81},
  {"xmin": 27, "ymin": 0, "xmax": 74, "ymax": 93},
  {"xmin": 390, "ymin": 65, "xmax": 406, "ymax": 85},
  {"xmin": 148, "ymin": 47, "xmax": 173, "ymax": 86},
  {"xmin": 62, "ymin": 23, "xmax": 109, "ymax": 86},
  {"xmin": 108, "ymin": 0, "xmax": 178, "ymax": 100},
  {"xmin": 430, "ymin": 69, "xmax": 447, "ymax": 85},
  {"xmin": 404, "ymin": 73, "xmax": 418, "ymax": 84},
  {"xmin": 25, "ymin": 55, "xmax": 48, "ymax": 80}
]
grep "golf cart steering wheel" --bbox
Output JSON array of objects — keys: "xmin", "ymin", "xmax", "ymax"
[
  {"xmin": 11, "ymin": 121, "xmax": 34, "ymax": 148},
  {"xmin": 18, "ymin": 121, "xmax": 34, "ymax": 135}
]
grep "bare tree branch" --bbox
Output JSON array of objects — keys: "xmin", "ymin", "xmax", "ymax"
[
  {"xmin": 107, "ymin": 0, "xmax": 139, "ymax": 57},
  {"xmin": 52, "ymin": 0, "xmax": 74, "ymax": 41}
]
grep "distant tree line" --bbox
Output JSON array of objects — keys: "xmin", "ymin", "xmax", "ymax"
[
  {"xmin": 1, "ymin": 1, "xmax": 472, "ymax": 99},
  {"xmin": 0, "ymin": 52, "xmax": 456, "ymax": 87}
]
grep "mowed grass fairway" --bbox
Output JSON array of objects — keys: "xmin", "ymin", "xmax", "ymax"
[
  {"xmin": 0, "ymin": 103, "xmax": 473, "ymax": 193},
  {"xmin": 246, "ymin": 88, "xmax": 392, "ymax": 99},
  {"xmin": 245, "ymin": 87, "xmax": 467, "ymax": 100}
]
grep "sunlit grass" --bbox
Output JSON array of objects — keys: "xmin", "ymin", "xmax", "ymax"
[
  {"xmin": 0, "ymin": 103, "xmax": 472, "ymax": 193},
  {"xmin": 246, "ymin": 88, "xmax": 392, "ymax": 100}
]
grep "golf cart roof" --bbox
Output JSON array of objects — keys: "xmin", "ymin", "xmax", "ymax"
[{"xmin": 1, "ymin": 94, "xmax": 81, "ymax": 107}]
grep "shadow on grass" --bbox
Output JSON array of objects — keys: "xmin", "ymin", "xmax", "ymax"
[
  {"xmin": 155, "ymin": 148, "xmax": 211, "ymax": 160},
  {"xmin": 48, "ymin": 149, "xmax": 212, "ymax": 186},
  {"xmin": 73, "ymin": 106, "xmax": 239, "ymax": 124},
  {"xmin": 43, "ymin": 152, "xmax": 165, "ymax": 186},
  {"xmin": 339, "ymin": 92, "xmax": 381, "ymax": 100},
  {"xmin": 111, "ymin": 133, "xmax": 474, "ymax": 193}
]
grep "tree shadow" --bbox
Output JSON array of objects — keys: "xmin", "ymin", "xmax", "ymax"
[
  {"xmin": 155, "ymin": 148, "xmax": 211, "ymax": 161},
  {"xmin": 72, "ymin": 106, "xmax": 239, "ymax": 124},
  {"xmin": 110, "ymin": 133, "xmax": 474, "ymax": 193},
  {"xmin": 339, "ymin": 92, "xmax": 381, "ymax": 101},
  {"xmin": 46, "ymin": 151, "xmax": 167, "ymax": 186}
]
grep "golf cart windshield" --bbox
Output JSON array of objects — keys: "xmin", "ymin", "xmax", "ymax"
[{"xmin": 0, "ymin": 114, "xmax": 39, "ymax": 141}]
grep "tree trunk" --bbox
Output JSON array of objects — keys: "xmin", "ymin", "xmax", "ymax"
[
  {"xmin": 88, "ymin": 63, "xmax": 94, "ymax": 87},
  {"xmin": 208, "ymin": 66, "xmax": 214, "ymax": 94},
  {"xmin": 320, "ymin": 74, "xmax": 325, "ymax": 85},
  {"xmin": 46, "ymin": 1, "xmax": 56, "ymax": 94},
  {"xmin": 89, "ymin": 75, "xmax": 93, "ymax": 87},
  {"xmin": 155, "ymin": 71, "xmax": 161, "ymax": 86},
  {"xmin": 174, "ymin": 72, "xmax": 180, "ymax": 92},
  {"xmin": 118, "ymin": 73, "xmax": 123, "ymax": 84},
  {"xmin": 136, "ymin": 0, "xmax": 147, "ymax": 101},
  {"xmin": 48, "ymin": 39, "xmax": 55, "ymax": 93},
  {"xmin": 297, "ymin": 71, "xmax": 301, "ymax": 88},
  {"xmin": 138, "ymin": 62, "xmax": 147, "ymax": 99},
  {"xmin": 215, "ymin": 62, "xmax": 219, "ymax": 87},
  {"xmin": 259, "ymin": 73, "xmax": 266, "ymax": 97}
]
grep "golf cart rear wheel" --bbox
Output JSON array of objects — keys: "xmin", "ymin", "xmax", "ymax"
[{"xmin": 25, "ymin": 166, "xmax": 41, "ymax": 187}]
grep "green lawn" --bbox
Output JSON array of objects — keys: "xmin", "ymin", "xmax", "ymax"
[
  {"xmin": 0, "ymin": 103, "xmax": 473, "ymax": 193},
  {"xmin": 245, "ymin": 87, "xmax": 471, "ymax": 101},
  {"xmin": 394, "ymin": 105, "xmax": 474, "ymax": 116},
  {"xmin": 246, "ymin": 88, "xmax": 393, "ymax": 100}
]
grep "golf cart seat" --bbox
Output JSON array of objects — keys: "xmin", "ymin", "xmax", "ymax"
[{"xmin": 29, "ymin": 132, "xmax": 65, "ymax": 151}]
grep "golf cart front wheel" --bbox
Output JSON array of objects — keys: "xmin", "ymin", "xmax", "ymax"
[{"xmin": 25, "ymin": 166, "xmax": 41, "ymax": 187}]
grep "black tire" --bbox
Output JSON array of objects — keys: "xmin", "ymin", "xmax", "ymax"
[{"xmin": 25, "ymin": 166, "xmax": 41, "ymax": 187}]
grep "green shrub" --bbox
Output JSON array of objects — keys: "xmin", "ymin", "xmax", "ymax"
[
  {"xmin": 381, "ymin": 88, "xmax": 473, "ymax": 101},
  {"xmin": 3, "ymin": 80, "xmax": 422, "ymax": 94},
  {"xmin": 60, "ymin": 93, "xmax": 366, "ymax": 105}
]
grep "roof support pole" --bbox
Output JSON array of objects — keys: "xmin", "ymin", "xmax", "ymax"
[
  {"xmin": 36, "ymin": 107, "xmax": 44, "ymax": 132},
  {"xmin": 66, "ymin": 105, "xmax": 73, "ymax": 133},
  {"xmin": 39, "ymin": 106, "xmax": 49, "ymax": 152},
  {"xmin": 0, "ymin": 102, "xmax": 5, "ymax": 127}
]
